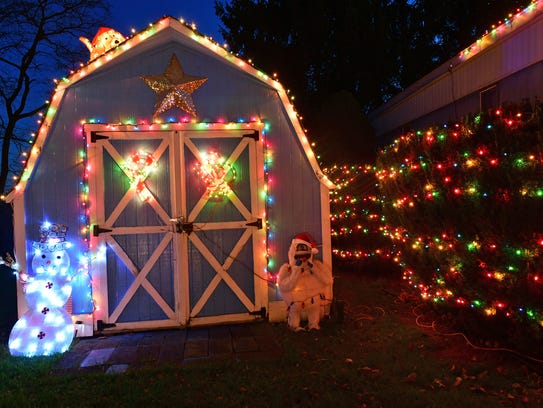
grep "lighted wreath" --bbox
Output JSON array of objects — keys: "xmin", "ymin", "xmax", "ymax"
[
  {"xmin": 121, "ymin": 151, "xmax": 157, "ymax": 202},
  {"xmin": 194, "ymin": 150, "xmax": 237, "ymax": 199}
]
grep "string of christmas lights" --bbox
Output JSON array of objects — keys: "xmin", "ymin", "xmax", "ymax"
[
  {"xmin": 460, "ymin": 0, "xmax": 541, "ymax": 61},
  {"xmin": 325, "ymin": 164, "xmax": 395, "ymax": 266},
  {"xmin": 376, "ymin": 100, "xmax": 543, "ymax": 330}
]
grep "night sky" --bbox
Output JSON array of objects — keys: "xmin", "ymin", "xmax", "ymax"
[{"xmin": 110, "ymin": 0, "xmax": 224, "ymax": 43}]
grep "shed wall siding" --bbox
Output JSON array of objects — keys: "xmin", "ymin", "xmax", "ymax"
[{"xmin": 24, "ymin": 99, "xmax": 92, "ymax": 314}]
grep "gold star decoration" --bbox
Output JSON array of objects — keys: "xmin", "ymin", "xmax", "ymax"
[{"xmin": 141, "ymin": 53, "xmax": 207, "ymax": 118}]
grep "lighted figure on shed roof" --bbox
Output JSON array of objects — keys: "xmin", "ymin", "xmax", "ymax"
[{"xmin": 79, "ymin": 27, "xmax": 126, "ymax": 61}]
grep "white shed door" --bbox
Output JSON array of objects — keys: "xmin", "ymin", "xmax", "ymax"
[{"xmin": 86, "ymin": 125, "xmax": 266, "ymax": 331}]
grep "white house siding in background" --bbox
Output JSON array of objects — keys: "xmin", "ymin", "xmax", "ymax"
[
  {"xmin": 5, "ymin": 17, "xmax": 334, "ymax": 335},
  {"xmin": 370, "ymin": 2, "xmax": 543, "ymax": 143}
]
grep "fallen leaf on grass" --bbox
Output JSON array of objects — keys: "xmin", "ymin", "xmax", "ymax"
[
  {"xmin": 360, "ymin": 366, "xmax": 379, "ymax": 373},
  {"xmin": 433, "ymin": 379, "xmax": 446, "ymax": 388},
  {"xmin": 470, "ymin": 385, "xmax": 487, "ymax": 394},
  {"xmin": 477, "ymin": 370, "xmax": 488, "ymax": 380},
  {"xmin": 453, "ymin": 377, "xmax": 462, "ymax": 387},
  {"xmin": 407, "ymin": 372, "xmax": 417, "ymax": 383}
]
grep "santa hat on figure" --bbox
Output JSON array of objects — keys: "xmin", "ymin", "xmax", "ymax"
[
  {"xmin": 91, "ymin": 27, "xmax": 115, "ymax": 45},
  {"xmin": 288, "ymin": 232, "xmax": 319, "ymax": 266}
]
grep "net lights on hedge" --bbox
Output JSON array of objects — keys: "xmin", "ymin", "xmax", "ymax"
[{"xmin": 377, "ymin": 102, "xmax": 543, "ymax": 329}]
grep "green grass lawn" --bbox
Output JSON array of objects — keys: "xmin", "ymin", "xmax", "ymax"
[{"xmin": 1, "ymin": 268, "xmax": 543, "ymax": 407}]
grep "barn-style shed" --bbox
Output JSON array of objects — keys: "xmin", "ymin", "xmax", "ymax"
[{"xmin": 5, "ymin": 16, "xmax": 334, "ymax": 336}]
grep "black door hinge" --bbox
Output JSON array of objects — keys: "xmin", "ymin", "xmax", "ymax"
[
  {"xmin": 90, "ymin": 132, "xmax": 110, "ymax": 143},
  {"xmin": 249, "ymin": 307, "xmax": 267, "ymax": 319},
  {"xmin": 246, "ymin": 218, "xmax": 262, "ymax": 229},
  {"xmin": 243, "ymin": 130, "xmax": 259, "ymax": 141},
  {"xmin": 96, "ymin": 320, "xmax": 117, "ymax": 331},
  {"xmin": 93, "ymin": 225, "xmax": 113, "ymax": 236}
]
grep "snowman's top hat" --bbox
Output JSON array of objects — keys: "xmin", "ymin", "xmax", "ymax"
[{"xmin": 39, "ymin": 223, "xmax": 68, "ymax": 243}]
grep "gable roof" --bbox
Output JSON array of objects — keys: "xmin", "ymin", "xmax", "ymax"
[{"xmin": 3, "ymin": 16, "xmax": 334, "ymax": 202}]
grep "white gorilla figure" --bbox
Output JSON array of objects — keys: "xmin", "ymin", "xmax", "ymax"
[{"xmin": 277, "ymin": 233, "xmax": 333, "ymax": 331}]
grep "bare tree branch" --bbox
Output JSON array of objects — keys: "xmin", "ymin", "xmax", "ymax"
[{"xmin": 0, "ymin": 0, "xmax": 110, "ymax": 194}]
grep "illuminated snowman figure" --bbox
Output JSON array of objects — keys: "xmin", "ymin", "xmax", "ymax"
[{"xmin": 8, "ymin": 223, "xmax": 75, "ymax": 357}]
